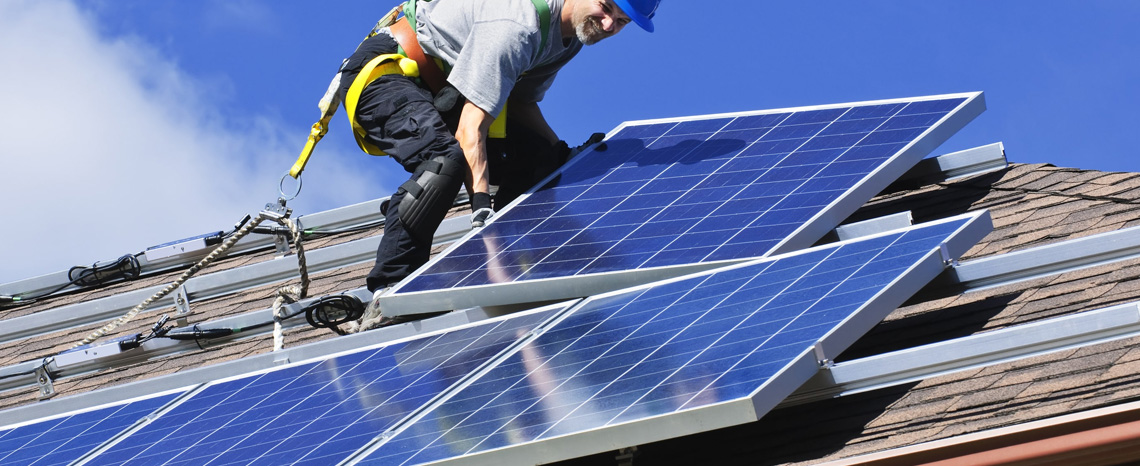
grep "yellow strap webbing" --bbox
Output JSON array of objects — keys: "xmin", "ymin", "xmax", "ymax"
[
  {"xmin": 290, "ymin": 71, "xmax": 344, "ymax": 178},
  {"xmin": 489, "ymin": 103, "xmax": 508, "ymax": 139},
  {"xmin": 288, "ymin": 2, "xmax": 508, "ymax": 177},
  {"xmin": 345, "ymin": 53, "xmax": 420, "ymax": 156}
]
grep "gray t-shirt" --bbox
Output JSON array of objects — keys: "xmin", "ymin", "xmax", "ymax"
[{"xmin": 412, "ymin": 0, "xmax": 582, "ymax": 116}]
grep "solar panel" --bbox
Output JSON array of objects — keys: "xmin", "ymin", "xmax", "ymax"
[
  {"xmin": 83, "ymin": 306, "xmax": 563, "ymax": 466},
  {"xmin": 383, "ymin": 93, "xmax": 985, "ymax": 316},
  {"xmin": 353, "ymin": 212, "xmax": 991, "ymax": 465},
  {"xmin": 0, "ymin": 391, "xmax": 182, "ymax": 466}
]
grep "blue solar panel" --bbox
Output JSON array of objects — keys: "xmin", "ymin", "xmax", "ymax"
[
  {"xmin": 0, "ymin": 392, "xmax": 180, "ymax": 466},
  {"xmin": 386, "ymin": 93, "xmax": 983, "ymax": 315},
  {"xmin": 85, "ymin": 308, "xmax": 560, "ymax": 466},
  {"xmin": 357, "ymin": 213, "xmax": 988, "ymax": 465}
]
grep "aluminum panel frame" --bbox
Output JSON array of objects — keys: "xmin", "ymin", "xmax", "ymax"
[
  {"xmin": 382, "ymin": 93, "xmax": 986, "ymax": 317},
  {"xmin": 353, "ymin": 212, "xmax": 991, "ymax": 466},
  {"xmin": 0, "ymin": 301, "xmax": 574, "ymax": 427}
]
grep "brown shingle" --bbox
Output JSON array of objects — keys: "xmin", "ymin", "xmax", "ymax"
[
  {"xmin": 1019, "ymin": 171, "xmax": 1084, "ymax": 192},
  {"xmin": 947, "ymin": 382, "xmax": 1031, "ymax": 412},
  {"xmin": 1083, "ymin": 184, "xmax": 1136, "ymax": 198},
  {"xmin": 10, "ymin": 162, "xmax": 1140, "ymax": 466},
  {"xmin": 1088, "ymin": 172, "xmax": 1140, "ymax": 187},
  {"xmin": 863, "ymin": 397, "xmax": 959, "ymax": 429},
  {"xmin": 992, "ymin": 165, "xmax": 1054, "ymax": 189}
]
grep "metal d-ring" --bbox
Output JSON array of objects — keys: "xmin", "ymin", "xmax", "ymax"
[{"xmin": 279, "ymin": 172, "xmax": 303, "ymax": 201}]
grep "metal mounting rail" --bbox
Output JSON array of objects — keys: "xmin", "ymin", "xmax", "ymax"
[
  {"xmin": 951, "ymin": 224, "xmax": 1140, "ymax": 291},
  {"xmin": 783, "ymin": 301, "xmax": 1140, "ymax": 406},
  {"xmin": 6, "ymin": 296, "xmax": 1138, "ymax": 429},
  {"xmin": 0, "ymin": 289, "xmax": 497, "ymax": 399},
  {"xmin": 0, "ymin": 197, "xmax": 391, "ymax": 301},
  {"xmin": 1, "ymin": 145, "xmax": 1003, "ymax": 303},
  {"xmin": 0, "ymin": 299, "xmax": 557, "ymax": 426},
  {"xmin": 893, "ymin": 142, "xmax": 1007, "ymax": 186},
  {"xmin": 834, "ymin": 212, "xmax": 914, "ymax": 241},
  {"xmin": 0, "ymin": 215, "xmax": 472, "ymax": 345}
]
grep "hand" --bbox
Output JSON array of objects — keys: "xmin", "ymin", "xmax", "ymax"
[
  {"xmin": 471, "ymin": 192, "xmax": 494, "ymax": 228},
  {"xmin": 567, "ymin": 132, "xmax": 607, "ymax": 160}
]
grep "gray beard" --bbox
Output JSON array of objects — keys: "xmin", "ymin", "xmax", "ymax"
[{"xmin": 576, "ymin": 17, "xmax": 605, "ymax": 45}]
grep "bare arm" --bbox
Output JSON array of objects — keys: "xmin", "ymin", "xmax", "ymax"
[{"xmin": 456, "ymin": 100, "xmax": 495, "ymax": 195}]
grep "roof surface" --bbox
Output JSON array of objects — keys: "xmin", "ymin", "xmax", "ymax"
[
  {"xmin": 555, "ymin": 162, "xmax": 1140, "ymax": 464},
  {"xmin": 3, "ymin": 161, "xmax": 1140, "ymax": 464}
]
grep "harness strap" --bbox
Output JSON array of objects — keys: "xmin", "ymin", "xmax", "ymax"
[
  {"xmin": 345, "ymin": 53, "xmax": 420, "ymax": 156},
  {"xmin": 289, "ymin": 0, "xmax": 552, "ymax": 176},
  {"xmin": 391, "ymin": 17, "xmax": 447, "ymax": 94},
  {"xmin": 530, "ymin": 0, "xmax": 551, "ymax": 62},
  {"xmin": 417, "ymin": 160, "xmax": 443, "ymax": 174},
  {"xmin": 400, "ymin": 179, "xmax": 423, "ymax": 198}
]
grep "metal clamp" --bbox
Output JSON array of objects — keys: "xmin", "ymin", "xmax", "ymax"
[
  {"xmin": 260, "ymin": 198, "xmax": 295, "ymax": 257},
  {"xmin": 263, "ymin": 197, "xmax": 292, "ymax": 220},
  {"xmin": 814, "ymin": 341, "xmax": 833, "ymax": 368},
  {"xmin": 940, "ymin": 243, "xmax": 959, "ymax": 267},
  {"xmin": 35, "ymin": 360, "xmax": 57, "ymax": 400},
  {"xmin": 174, "ymin": 285, "xmax": 192, "ymax": 326}
]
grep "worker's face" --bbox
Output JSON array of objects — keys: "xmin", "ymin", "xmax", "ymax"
[{"xmin": 571, "ymin": 0, "xmax": 631, "ymax": 45}]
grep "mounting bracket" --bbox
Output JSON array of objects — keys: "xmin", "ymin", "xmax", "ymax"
[
  {"xmin": 262, "ymin": 198, "xmax": 295, "ymax": 257},
  {"xmin": 34, "ymin": 364, "xmax": 56, "ymax": 400},
  {"xmin": 174, "ymin": 285, "xmax": 192, "ymax": 327},
  {"xmin": 940, "ymin": 243, "xmax": 959, "ymax": 267},
  {"xmin": 616, "ymin": 446, "xmax": 639, "ymax": 466}
]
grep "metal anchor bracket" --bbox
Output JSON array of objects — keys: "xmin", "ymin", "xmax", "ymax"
[
  {"xmin": 262, "ymin": 197, "xmax": 292, "ymax": 220},
  {"xmin": 262, "ymin": 198, "xmax": 296, "ymax": 257},
  {"xmin": 35, "ymin": 363, "xmax": 57, "ymax": 400},
  {"xmin": 173, "ymin": 285, "xmax": 192, "ymax": 327}
]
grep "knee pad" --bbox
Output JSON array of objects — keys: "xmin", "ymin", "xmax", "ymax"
[{"xmin": 397, "ymin": 154, "xmax": 464, "ymax": 243}]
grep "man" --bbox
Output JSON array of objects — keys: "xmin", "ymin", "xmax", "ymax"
[{"xmin": 339, "ymin": 0, "xmax": 660, "ymax": 327}]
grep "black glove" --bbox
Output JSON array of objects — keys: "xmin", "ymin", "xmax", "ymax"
[
  {"xmin": 572, "ymin": 132, "xmax": 608, "ymax": 158},
  {"xmin": 471, "ymin": 192, "xmax": 493, "ymax": 228},
  {"xmin": 553, "ymin": 140, "xmax": 571, "ymax": 165}
]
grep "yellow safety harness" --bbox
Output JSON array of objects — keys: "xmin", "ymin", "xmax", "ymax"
[
  {"xmin": 344, "ymin": 54, "xmax": 421, "ymax": 157},
  {"xmin": 289, "ymin": 4, "xmax": 403, "ymax": 178},
  {"xmin": 289, "ymin": 0, "xmax": 548, "ymax": 178}
]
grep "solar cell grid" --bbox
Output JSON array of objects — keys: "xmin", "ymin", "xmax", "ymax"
[
  {"xmin": 0, "ymin": 392, "xmax": 180, "ymax": 466},
  {"xmin": 358, "ymin": 214, "xmax": 986, "ymax": 465},
  {"xmin": 387, "ymin": 93, "xmax": 983, "ymax": 316},
  {"xmin": 84, "ymin": 308, "xmax": 559, "ymax": 466}
]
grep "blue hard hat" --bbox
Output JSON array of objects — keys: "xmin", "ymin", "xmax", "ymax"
[{"xmin": 612, "ymin": 0, "xmax": 659, "ymax": 32}]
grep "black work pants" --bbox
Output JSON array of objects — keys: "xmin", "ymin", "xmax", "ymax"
[
  {"xmin": 358, "ymin": 74, "xmax": 465, "ymax": 292},
  {"xmin": 342, "ymin": 34, "xmax": 563, "ymax": 292},
  {"xmin": 338, "ymin": 40, "xmax": 463, "ymax": 291}
]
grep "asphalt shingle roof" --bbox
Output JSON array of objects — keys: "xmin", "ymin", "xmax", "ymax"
[
  {"xmin": 3, "ymin": 162, "xmax": 1140, "ymax": 465},
  {"xmin": 553, "ymin": 163, "xmax": 1140, "ymax": 464}
]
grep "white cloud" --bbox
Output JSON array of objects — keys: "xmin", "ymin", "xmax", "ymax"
[
  {"xmin": 202, "ymin": 0, "xmax": 279, "ymax": 36},
  {"xmin": 0, "ymin": 0, "xmax": 377, "ymax": 285}
]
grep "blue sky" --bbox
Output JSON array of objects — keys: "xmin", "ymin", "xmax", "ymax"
[{"xmin": 2, "ymin": 0, "xmax": 1138, "ymax": 284}]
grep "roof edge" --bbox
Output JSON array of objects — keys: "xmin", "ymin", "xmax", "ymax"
[{"xmin": 818, "ymin": 397, "xmax": 1140, "ymax": 466}]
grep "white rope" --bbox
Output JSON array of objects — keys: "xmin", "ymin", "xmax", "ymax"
[
  {"xmin": 353, "ymin": 289, "xmax": 388, "ymax": 334},
  {"xmin": 73, "ymin": 211, "xmax": 311, "ymax": 351},
  {"xmin": 271, "ymin": 216, "xmax": 310, "ymax": 351},
  {"xmin": 272, "ymin": 285, "xmax": 301, "ymax": 351}
]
